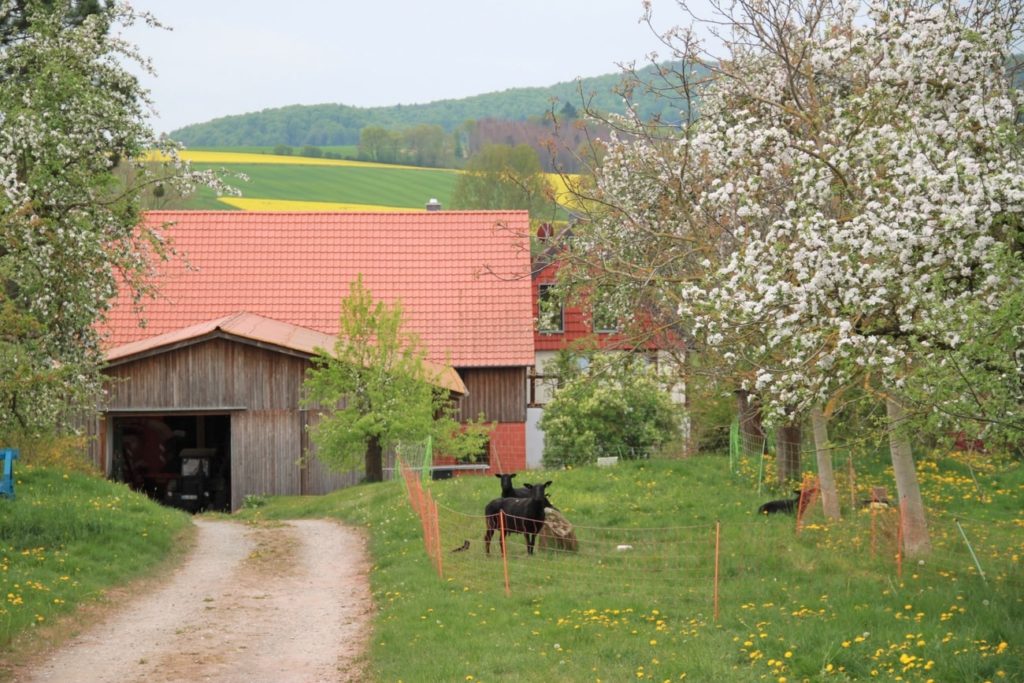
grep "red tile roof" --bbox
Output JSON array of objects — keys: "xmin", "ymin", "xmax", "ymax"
[
  {"xmin": 101, "ymin": 211, "xmax": 534, "ymax": 367},
  {"xmin": 105, "ymin": 312, "xmax": 467, "ymax": 394}
]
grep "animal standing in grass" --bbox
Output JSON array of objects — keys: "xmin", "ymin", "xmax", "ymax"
[
  {"xmin": 484, "ymin": 480, "xmax": 552, "ymax": 555},
  {"xmin": 495, "ymin": 472, "xmax": 531, "ymax": 498}
]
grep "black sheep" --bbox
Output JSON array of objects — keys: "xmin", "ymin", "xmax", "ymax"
[
  {"xmin": 495, "ymin": 472, "xmax": 531, "ymax": 498},
  {"xmin": 484, "ymin": 480, "xmax": 552, "ymax": 555},
  {"xmin": 758, "ymin": 490, "xmax": 802, "ymax": 515}
]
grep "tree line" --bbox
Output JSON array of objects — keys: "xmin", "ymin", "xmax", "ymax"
[{"xmin": 169, "ymin": 66, "xmax": 682, "ymax": 149}]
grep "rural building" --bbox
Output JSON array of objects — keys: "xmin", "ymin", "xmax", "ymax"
[
  {"xmin": 526, "ymin": 225, "xmax": 686, "ymax": 466},
  {"xmin": 93, "ymin": 211, "xmax": 534, "ymax": 510}
]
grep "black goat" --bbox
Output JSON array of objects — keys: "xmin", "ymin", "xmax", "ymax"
[
  {"xmin": 484, "ymin": 480, "xmax": 552, "ymax": 555},
  {"xmin": 758, "ymin": 490, "xmax": 802, "ymax": 515},
  {"xmin": 495, "ymin": 472, "xmax": 531, "ymax": 498}
]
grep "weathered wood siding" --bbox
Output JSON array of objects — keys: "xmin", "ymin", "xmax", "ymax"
[
  {"xmin": 98, "ymin": 338, "xmax": 527, "ymax": 508},
  {"xmin": 455, "ymin": 367, "xmax": 526, "ymax": 423},
  {"xmin": 300, "ymin": 408, "xmax": 364, "ymax": 494},
  {"xmin": 104, "ymin": 338, "xmax": 307, "ymax": 411},
  {"xmin": 99, "ymin": 337, "xmax": 357, "ymax": 508},
  {"xmin": 230, "ymin": 409, "xmax": 302, "ymax": 510}
]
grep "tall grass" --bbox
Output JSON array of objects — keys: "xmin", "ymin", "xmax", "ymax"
[
  {"xmin": 0, "ymin": 465, "xmax": 191, "ymax": 654},
  {"xmin": 242, "ymin": 452, "xmax": 1023, "ymax": 682}
]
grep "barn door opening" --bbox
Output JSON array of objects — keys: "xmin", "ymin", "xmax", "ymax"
[{"xmin": 111, "ymin": 414, "xmax": 231, "ymax": 513}]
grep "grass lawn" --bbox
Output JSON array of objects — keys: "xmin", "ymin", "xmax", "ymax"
[
  {"xmin": 239, "ymin": 451, "xmax": 1023, "ymax": 682},
  {"xmin": 0, "ymin": 465, "xmax": 192, "ymax": 673}
]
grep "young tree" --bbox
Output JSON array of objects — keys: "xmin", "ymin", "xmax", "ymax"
[
  {"xmin": 451, "ymin": 143, "xmax": 558, "ymax": 217},
  {"xmin": 358, "ymin": 125, "xmax": 399, "ymax": 164},
  {"xmin": 0, "ymin": 0, "xmax": 224, "ymax": 439},
  {"xmin": 302, "ymin": 276, "xmax": 491, "ymax": 482}
]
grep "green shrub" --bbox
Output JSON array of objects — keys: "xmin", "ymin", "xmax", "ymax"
[{"xmin": 539, "ymin": 354, "xmax": 681, "ymax": 467}]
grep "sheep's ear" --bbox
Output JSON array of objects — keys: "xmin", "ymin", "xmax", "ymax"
[
  {"xmin": 523, "ymin": 483, "xmax": 534, "ymax": 490},
  {"xmin": 494, "ymin": 474, "xmax": 502, "ymax": 479},
  {"xmin": 543, "ymin": 480, "xmax": 553, "ymax": 488}
]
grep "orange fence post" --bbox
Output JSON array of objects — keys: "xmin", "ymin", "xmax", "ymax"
[
  {"xmin": 499, "ymin": 510, "xmax": 511, "ymax": 596},
  {"xmin": 713, "ymin": 521, "xmax": 721, "ymax": 622},
  {"xmin": 795, "ymin": 474, "xmax": 819, "ymax": 535},
  {"xmin": 432, "ymin": 497, "xmax": 443, "ymax": 579}
]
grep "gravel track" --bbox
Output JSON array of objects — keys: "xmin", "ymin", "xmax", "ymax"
[{"xmin": 17, "ymin": 518, "xmax": 373, "ymax": 683}]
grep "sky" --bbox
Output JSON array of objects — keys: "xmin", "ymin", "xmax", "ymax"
[{"xmin": 121, "ymin": 0, "xmax": 710, "ymax": 135}]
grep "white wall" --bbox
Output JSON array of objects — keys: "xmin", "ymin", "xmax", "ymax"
[{"xmin": 526, "ymin": 407, "xmax": 545, "ymax": 469}]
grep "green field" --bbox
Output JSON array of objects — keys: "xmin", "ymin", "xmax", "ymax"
[
  {"xmin": 240, "ymin": 452, "xmax": 1023, "ymax": 682},
  {"xmin": 183, "ymin": 161, "xmax": 459, "ymax": 210},
  {"xmin": 5, "ymin": 446, "xmax": 1019, "ymax": 681}
]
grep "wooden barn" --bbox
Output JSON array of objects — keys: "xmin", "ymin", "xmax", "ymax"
[{"xmin": 93, "ymin": 211, "xmax": 534, "ymax": 511}]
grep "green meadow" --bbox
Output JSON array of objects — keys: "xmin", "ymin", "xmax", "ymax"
[
  {"xmin": 2, "ymin": 448, "xmax": 1019, "ymax": 681},
  {"xmin": 184, "ymin": 161, "xmax": 459, "ymax": 210},
  {"xmin": 240, "ymin": 451, "xmax": 1023, "ymax": 682}
]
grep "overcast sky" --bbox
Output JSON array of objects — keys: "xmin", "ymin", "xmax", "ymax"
[{"xmin": 121, "ymin": 0, "xmax": 712, "ymax": 134}]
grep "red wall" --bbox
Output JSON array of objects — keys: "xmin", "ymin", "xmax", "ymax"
[
  {"xmin": 485, "ymin": 422, "xmax": 526, "ymax": 474},
  {"xmin": 532, "ymin": 261, "xmax": 637, "ymax": 352},
  {"xmin": 432, "ymin": 421, "xmax": 526, "ymax": 475}
]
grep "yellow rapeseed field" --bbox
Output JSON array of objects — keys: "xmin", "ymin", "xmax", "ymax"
[
  {"xmin": 546, "ymin": 172, "xmax": 586, "ymax": 210},
  {"xmin": 217, "ymin": 198, "xmax": 420, "ymax": 212}
]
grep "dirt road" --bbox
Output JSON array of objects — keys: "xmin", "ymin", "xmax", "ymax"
[{"xmin": 18, "ymin": 518, "xmax": 373, "ymax": 683}]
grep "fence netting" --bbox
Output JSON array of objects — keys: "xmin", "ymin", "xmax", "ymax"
[{"xmin": 399, "ymin": 458, "xmax": 1021, "ymax": 618}]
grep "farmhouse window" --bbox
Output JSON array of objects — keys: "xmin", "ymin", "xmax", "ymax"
[
  {"xmin": 592, "ymin": 291, "xmax": 619, "ymax": 333},
  {"xmin": 538, "ymin": 284, "xmax": 564, "ymax": 333}
]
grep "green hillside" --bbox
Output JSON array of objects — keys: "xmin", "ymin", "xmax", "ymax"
[
  {"xmin": 170, "ymin": 64, "xmax": 690, "ymax": 148},
  {"xmin": 185, "ymin": 161, "xmax": 460, "ymax": 210}
]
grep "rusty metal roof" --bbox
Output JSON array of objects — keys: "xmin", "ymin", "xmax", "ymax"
[{"xmin": 105, "ymin": 311, "xmax": 467, "ymax": 395}]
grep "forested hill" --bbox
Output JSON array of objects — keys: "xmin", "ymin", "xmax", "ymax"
[{"xmin": 170, "ymin": 65, "xmax": 682, "ymax": 148}]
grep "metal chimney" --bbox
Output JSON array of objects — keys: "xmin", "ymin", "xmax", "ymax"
[{"xmin": 426, "ymin": 198, "xmax": 442, "ymax": 211}]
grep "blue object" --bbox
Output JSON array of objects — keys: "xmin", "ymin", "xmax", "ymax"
[{"xmin": 0, "ymin": 448, "xmax": 19, "ymax": 500}]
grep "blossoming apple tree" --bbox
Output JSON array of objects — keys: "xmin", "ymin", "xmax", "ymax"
[
  {"xmin": 566, "ymin": 0, "xmax": 1024, "ymax": 555},
  {"xmin": 0, "ymin": 1, "xmax": 227, "ymax": 437}
]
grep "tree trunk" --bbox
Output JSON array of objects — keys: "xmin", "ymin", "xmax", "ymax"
[
  {"xmin": 885, "ymin": 395, "xmax": 931, "ymax": 557},
  {"xmin": 734, "ymin": 390, "xmax": 765, "ymax": 454},
  {"xmin": 775, "ymin": 422, "xmax": 801, "ymax": 484},
  {"xmin": 810, "ymin": 405, "xmax": 841, "ymax": 520},
  {"xmin": 365, "ymin": 435, "xmax": 384, "ymax": 483}
]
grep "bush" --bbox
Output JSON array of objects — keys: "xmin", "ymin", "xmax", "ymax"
[{"xmin": 539, "ymin": 354, "xmax": 681, "ymax": 468}]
